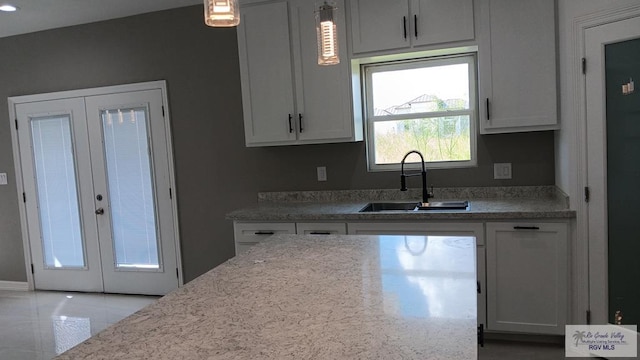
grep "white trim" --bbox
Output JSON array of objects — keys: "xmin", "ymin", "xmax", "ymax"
[
  {"xmin": 159, "ymin": 84, "xmax": 184, "ymax": 287},
  {"xmin": 362, "ymin": 53, "xmax": 478, "ymax": 172},
  {"xmin": 573, "ymin": 5, "xmax": 640, "ymax": 325},
  {"xmin": 0, "ymin": 281, "xmax": 29, "ymax": 291},
  {"xmin": 9, "ymin": 81, "xmax": 168, "ymax": 105},
  {"xmin": 7, "ymin": 80, "xmax": 183, "ymax": 290}
]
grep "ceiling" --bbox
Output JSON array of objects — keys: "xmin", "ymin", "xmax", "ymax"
[{"xmin": 0, "ymin": 0, "xmax": 203, "ymax": 38}]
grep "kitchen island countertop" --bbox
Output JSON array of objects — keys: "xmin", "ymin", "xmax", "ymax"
[{"xmin": 57, "ymin": 234, "xmax": 478, "ymax": 359}]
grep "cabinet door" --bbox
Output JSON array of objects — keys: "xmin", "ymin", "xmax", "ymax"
[
  {"xmin": 233, "ymin": 222, "xmax": 296, "ymax": 255},
  {"xmin": 486, "ymin": 222, "xmax": 568, "ymax": 334},
  {"xmin": 411, "ymin": 0, "xmax": 475, "ymax": 47},
  {"xmin": 237, "ymin": 1, "xmax": 296, "ymax": 145},
  {"xmin": 290, "ymin": 0, "xmax": 355, "ymax": 142},
  {"xmin": 478, "ymin": 0, "xmax": 557, "ymax": 133},
  {"xmin": 349, "ymin": 0, "xmax": 411, "ymax": 54}
]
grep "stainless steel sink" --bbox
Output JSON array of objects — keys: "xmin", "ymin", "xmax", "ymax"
[
  {"xmin": 359, "ymin": 202, "xmax": 421, "ymax": 212},
  {"xmin": 417, "ymin": 201, "xmax": 469, "ymax": 210},
  {"xmin": 359, "ymin": 201, "xmax": 468, "ymax": 212}
]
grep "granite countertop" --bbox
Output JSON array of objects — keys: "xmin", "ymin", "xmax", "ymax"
[
  {"xmin": 226, "ymin": 187, "xmax": 576, "ymax": 221},
  {"xmin": 57, "ymin": 234, "xmax": 478, "ymax": 359}
]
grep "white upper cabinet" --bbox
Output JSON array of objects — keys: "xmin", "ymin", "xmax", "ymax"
[
  {"xmin": 237, "ymin": 0, "xmax": 362, "ymax": 147},
  {"xmin": 349, "ymin": 0, "xmax": 475, "ymax": 55},
  {"xmin": 478, "ymin": 0, "xmax": 558, "ymax": 133},
  {"xmin": 237, "ymin": 1, "xmax": 296, "ymax": 144}
]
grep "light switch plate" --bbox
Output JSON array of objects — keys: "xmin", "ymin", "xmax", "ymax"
[
  {"xmin": 317, "ymin": 166, "xmax": 327, "ymax": 182},
  {"xmin": 493, "ymin": 163, "xmax": 512, "ymax": 180},
  {"xmin": 0, "ymin": 173, "xmax": 7, "ymax": 185}
]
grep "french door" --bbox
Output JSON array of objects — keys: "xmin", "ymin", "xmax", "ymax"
[{"xmin": 12, "ymin": 83, "xmax": 180, "ymax": 295}]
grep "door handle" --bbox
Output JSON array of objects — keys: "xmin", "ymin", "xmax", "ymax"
[{"xmin": 95, "ymin": 208, "xmax": 104, "ymax": 215}]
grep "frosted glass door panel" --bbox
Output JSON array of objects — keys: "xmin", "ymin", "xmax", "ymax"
[
  {"xmin": 31, "ymin": 116, "xmax": 85, "ymax": 268},
  {"xmin": 101, "ymin": 108, "xmax": 159, "ymax": 270}
]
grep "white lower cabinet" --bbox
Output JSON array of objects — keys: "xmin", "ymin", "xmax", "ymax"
[
  {"xmin": 233, "ymin": 219, "xmax": 569, "ymax": 335},
  {"xmin": 233, "ymin": 222, "xmax": 296, "ymax": 255},
  {"xmin": 347, "ymin": 222, "xmax": 487, "ymax": 329},
  {"xmin": 486, "ymin": 221, "xmax": 568, "ymax": 334}
]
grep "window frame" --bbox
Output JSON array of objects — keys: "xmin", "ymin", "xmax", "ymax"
[{"xmin": 362, "ymin": 53, "xmax": 478, "ymax": 172}]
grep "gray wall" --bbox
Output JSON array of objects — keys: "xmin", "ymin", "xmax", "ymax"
[{"xmin": 0, "ymin": 5, "xmax": 554, "ymax": 284}]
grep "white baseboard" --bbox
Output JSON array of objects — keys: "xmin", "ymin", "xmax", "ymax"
[{"xmin": 0, "ymin": 280, "xmax": 29, "ymax": 291}]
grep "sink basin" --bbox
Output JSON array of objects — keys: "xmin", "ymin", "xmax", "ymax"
[
  {"xmin": 359, "ymin": 201, "xmax": 468, "ymax": 212},
  {"xmin": 417, "ymin": 201, "xmax": 469, "ymax": 210},
  {"xmin": 359, "ymin": 202, "xmax": 421, "ymax": 212}
]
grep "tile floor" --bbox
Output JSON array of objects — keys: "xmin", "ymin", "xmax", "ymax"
[
  {"xmin": 479, "ymin": 339, "xmax": 566, "ymax": 359},
  {"xmin": 0, "ymin": 290, "xmax": 157, "ymax": 360},
  {"xmin": 1, "ymin": 290, "xmax": 569, "ymax": 359}
]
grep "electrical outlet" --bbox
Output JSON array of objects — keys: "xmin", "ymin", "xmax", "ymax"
[
  {"xmin": 317, "ymin": 166, "xmax": 327, "ymax": 182},
  {"xmin": 493, "ymin": 163, "xmax": 512, "ymax": 180},
  {"xmin": 0, "ymin": 173, "xmax": 7, "ymax": 185}
]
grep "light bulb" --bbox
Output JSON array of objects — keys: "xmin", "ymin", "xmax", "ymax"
[
  {"xmin": 204, "ymin": 0, "xmax": 240, "ymax": 27},
  {"xmin": 316, "ymin": 3, "xmax": 339, "ymax": 66}
]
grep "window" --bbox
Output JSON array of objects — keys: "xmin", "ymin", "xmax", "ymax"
[{"xmin": 363, "ymin": 54, "xmax": 477, "ymax": 171}]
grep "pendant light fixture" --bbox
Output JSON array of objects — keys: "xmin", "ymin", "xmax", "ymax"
[
  {"xmin": 204, "ymin": 0, "xmax": 240, "ymax": 27},
  {"xmin": 316, "ymin": 2, "xmax": 339, "ymax": 66}
]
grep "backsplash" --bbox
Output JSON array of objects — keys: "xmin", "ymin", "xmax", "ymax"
[{"xmin": 258, "ymin": 185, "xmax": 569, "ymax": 207}]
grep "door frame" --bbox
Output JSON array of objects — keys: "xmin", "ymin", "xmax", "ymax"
[
  {"xmin": 7, "ymin": 80, "xmax": 183, "ymax": 291},
  {"xmin": 574, "ymin": 5, "xmax": 640, "ymax": 325}
]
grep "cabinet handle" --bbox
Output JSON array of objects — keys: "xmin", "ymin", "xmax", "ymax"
[
  {"xmin": 309, "ymin": 231, "xmax": 331, "ymax": 235},
  {"xmin": 403, "ymin": 16, "xmax": 407, "ymax": 39},
  {"xmin": 477, "ymin": 281, "xmax": 481, "ymax": 294},
  {"xmin": 414, "ymin": 14, "xmax": 418, "ymax": 38},
  {"xmin": 288, "ymin": 114, "xmax": 293, "ymax": 133},
  {"xmin": 254, "ymin": 231, "xmax": 275, "ymax": 235},
  {"xmin": 513, "ymin": 226, "xmax": 540, "ymax": 230},
  {"xmin": 478, "ymin": 324, "xmax": 485, "ymax": 347},
  {"xmin": 299, "ymin": 113, "xmax": 303, "ymax": 133},
  {"xmin": 486, "ymin": 98, "xmax": 490, "ymax": 120}
]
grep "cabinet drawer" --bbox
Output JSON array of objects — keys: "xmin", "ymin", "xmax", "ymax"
[
  {"xmin": 296, "ymin": 222, "xmax": 347, "ymax": 235},
  {"xmin": 233, "ymin": 222, "xmax": 296, "ymax": 255},
  {"xmin": 347, "ymin": 222, "xmax": 485, "ymax": 245}
]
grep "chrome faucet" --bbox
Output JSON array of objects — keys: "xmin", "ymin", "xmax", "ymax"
[{"xmin": 400, "ymin": 150, "xmax": 433, "ymax": 205}]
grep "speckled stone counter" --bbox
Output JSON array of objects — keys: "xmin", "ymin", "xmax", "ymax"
[
  {"xmin": 57, "ymin": 234, "xmax": 478, "ymax": 359},
  {"xmin": 227, "ymin": 187, "xmax": 575, "ymax": 221}
]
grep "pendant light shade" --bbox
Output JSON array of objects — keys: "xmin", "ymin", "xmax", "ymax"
[
  {"xmin": 204, "ymin": 0, "xmax": 240, "ymax": 27},
  {"xmin": 316, "ymin": 2, "xmax": 339, "ymax": 66}
]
